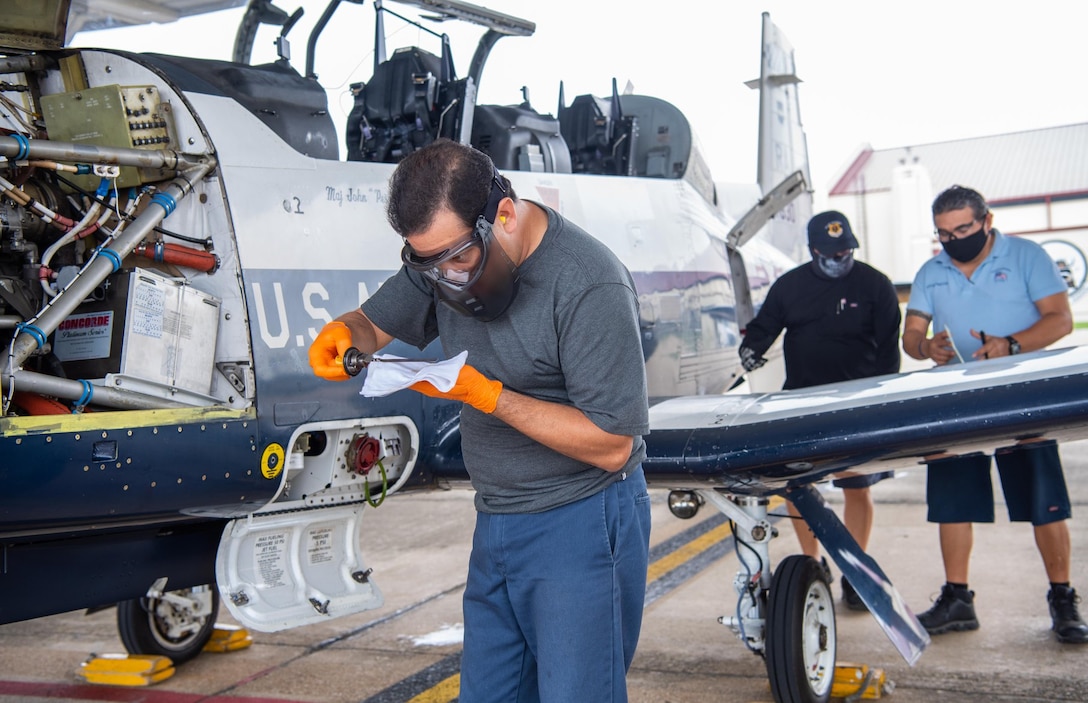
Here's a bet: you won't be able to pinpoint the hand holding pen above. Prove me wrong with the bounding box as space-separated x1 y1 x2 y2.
971 329 1011 360
921 327 958 365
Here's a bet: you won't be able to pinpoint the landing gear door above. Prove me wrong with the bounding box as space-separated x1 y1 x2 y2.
215 504 383 632
725 170 807 251
728 246 755 337
726 170 806 331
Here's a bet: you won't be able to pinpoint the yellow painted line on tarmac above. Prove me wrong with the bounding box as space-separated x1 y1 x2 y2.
407 673 461 702
646 521 733 582
401 494 786 702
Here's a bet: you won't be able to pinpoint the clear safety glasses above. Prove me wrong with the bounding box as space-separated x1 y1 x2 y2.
401 221 489 287
400 164 507 292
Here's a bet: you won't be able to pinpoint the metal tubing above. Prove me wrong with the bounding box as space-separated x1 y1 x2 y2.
0 135 207 171
0 55 54 74
10 369 187 410
6 161 216 370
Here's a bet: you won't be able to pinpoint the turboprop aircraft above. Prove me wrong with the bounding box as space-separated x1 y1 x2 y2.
5 3 1088 703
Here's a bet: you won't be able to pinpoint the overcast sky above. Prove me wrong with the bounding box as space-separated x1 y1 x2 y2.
73 0 1088 208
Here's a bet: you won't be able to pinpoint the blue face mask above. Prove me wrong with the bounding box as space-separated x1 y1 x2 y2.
812 250 855 279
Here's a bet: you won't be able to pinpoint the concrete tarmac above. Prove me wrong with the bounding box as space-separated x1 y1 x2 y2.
3 440 1088 702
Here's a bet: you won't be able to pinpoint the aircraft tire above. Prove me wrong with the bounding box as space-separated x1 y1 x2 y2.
765 554 836 703
116 584 220 664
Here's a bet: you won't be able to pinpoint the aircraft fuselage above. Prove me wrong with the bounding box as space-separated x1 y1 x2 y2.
0 40 792 627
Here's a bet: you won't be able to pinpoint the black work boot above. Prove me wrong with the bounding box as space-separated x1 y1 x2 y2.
1048 585 1088 644
917 584 979 634
841 576 868 612
818 556 832 584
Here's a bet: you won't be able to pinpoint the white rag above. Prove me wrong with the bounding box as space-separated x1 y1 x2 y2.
359 350 468 398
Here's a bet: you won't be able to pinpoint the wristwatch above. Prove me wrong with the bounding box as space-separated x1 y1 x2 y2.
1006 335 1021 355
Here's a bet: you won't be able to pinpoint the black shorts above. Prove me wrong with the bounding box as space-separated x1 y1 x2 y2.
926 441 1071 525
832 470 895 489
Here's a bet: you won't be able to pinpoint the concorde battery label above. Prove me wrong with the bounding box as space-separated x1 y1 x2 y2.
54 311 114 361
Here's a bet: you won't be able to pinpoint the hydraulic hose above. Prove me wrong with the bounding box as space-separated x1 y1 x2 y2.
133 241 219 272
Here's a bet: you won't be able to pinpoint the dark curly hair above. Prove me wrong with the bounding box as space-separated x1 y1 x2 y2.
386 139 516 237
932 185 989 220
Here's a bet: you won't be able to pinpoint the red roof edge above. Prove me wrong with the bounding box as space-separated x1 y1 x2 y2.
828 147 874 196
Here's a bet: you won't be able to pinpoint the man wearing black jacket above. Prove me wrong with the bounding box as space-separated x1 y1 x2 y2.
739 210 901 610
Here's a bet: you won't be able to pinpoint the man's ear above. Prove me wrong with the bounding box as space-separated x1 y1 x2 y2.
495 197 515 229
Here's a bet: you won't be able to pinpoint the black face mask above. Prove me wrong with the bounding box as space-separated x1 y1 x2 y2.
941 227 989 263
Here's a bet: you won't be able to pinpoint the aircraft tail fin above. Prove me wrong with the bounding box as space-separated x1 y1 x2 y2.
746 12 813 262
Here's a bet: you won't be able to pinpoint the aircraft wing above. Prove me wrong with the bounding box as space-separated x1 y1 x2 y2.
643 344 1088 493
645 344 1088 668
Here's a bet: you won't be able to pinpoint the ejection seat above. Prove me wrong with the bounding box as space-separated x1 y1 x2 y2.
557 81 637 177
346 47 446 163
557 86 715 203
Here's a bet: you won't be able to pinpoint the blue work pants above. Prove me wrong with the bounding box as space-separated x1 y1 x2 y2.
459 467 651 703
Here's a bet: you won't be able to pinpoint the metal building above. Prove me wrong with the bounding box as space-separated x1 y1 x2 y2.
825 122 1088 321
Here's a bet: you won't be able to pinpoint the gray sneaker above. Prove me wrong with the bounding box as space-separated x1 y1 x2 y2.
917 584 979 635
1048 585 1088 644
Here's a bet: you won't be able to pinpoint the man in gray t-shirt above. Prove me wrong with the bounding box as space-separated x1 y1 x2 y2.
310 139 651 701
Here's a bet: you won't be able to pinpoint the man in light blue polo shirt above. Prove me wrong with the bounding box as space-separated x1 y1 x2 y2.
902 185 1088 644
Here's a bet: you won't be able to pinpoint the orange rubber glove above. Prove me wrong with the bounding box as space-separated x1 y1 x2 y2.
410 364 503 414
309 321 354 381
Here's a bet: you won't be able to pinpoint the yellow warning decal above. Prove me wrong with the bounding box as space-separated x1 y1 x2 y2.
261 443 285 480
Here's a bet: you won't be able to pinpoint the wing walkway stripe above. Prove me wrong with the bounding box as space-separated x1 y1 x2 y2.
360 498 786 703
